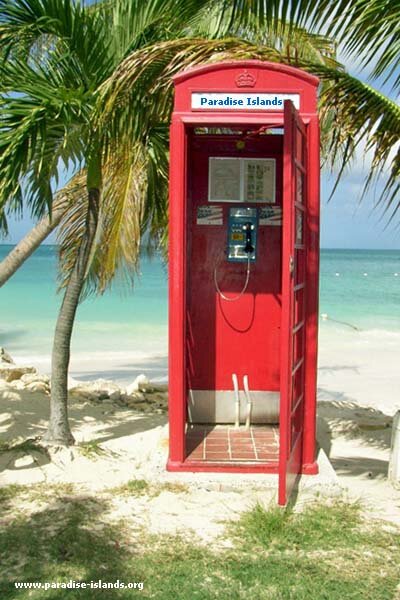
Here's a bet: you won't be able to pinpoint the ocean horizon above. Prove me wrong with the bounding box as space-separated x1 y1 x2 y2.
1 245 399 385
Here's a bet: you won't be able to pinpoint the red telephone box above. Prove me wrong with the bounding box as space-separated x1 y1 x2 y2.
167 61 320 505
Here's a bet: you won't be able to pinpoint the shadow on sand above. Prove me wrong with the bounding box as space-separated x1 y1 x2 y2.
317 387 393 482
0 385 167 477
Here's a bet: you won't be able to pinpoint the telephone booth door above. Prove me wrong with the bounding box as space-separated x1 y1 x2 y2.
279 100 308 505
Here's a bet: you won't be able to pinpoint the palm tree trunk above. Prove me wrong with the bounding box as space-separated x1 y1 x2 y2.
0 197 66 287
44 188 100 445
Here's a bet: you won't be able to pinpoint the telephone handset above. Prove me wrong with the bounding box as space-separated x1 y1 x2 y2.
244 222 255 255
214 207 258 301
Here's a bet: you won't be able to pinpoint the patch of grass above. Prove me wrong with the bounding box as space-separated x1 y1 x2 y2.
132 530 400 600
112 479 189 498
0 483 77 508
155 481 189 495
233 499 365 552
27 483 77 503
77 441 107 460
50 482 76 496
0 484 24 505
113 479 150 496
77 441 120 460
0 494 399 599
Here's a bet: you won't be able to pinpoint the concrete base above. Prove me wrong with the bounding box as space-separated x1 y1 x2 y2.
298 448 342 497
163 446 341 500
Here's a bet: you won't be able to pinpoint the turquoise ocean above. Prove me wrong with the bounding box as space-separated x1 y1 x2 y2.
0 245 399 383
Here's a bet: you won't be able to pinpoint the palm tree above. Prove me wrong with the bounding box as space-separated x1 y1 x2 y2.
0 0 205 444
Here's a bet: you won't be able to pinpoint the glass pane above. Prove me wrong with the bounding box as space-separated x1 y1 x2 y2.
296 128 303 163
296 209 303 244
292 323 304 366
293 284 304 326
296 169 304 204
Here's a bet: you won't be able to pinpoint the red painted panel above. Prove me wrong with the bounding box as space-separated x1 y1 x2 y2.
168 121 187 463
302 116 320 473
186 134 283 392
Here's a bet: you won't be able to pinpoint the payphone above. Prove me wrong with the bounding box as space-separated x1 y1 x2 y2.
167 60 321 506
214 206 258 302
227 207 258 262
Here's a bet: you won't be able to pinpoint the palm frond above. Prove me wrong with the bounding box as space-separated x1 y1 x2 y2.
311 63 400 218
98 34 336 158
57 120 171 297
0 0 113 83
141 123 169 246
98 37 282 138
0 52 90 218
0 0 77 58
336 0 400 89
93 143 146 293
304 0 400 90
223 0 400 90
56 170 88 292
101 0 214 58
57 146 144 297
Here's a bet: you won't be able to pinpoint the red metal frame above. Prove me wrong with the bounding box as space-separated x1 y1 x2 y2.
302 115 320 475
167 61 320 503
168 119 187 465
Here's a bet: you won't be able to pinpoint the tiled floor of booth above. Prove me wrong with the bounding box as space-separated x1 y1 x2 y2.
185 424 279 463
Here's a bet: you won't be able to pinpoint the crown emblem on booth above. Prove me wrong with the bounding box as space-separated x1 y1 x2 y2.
235 70 257 87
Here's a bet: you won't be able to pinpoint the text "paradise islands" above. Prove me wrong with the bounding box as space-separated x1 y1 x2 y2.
200 96 283 107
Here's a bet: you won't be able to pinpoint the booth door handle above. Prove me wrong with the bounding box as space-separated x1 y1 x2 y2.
289 256 295 275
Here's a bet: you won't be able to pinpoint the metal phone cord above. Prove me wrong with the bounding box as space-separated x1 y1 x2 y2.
214 255 251 302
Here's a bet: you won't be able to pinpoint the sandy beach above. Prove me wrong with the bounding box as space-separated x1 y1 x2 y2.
1 321 400 537
15 349 168 387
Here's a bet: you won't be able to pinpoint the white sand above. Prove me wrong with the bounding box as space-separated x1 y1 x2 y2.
318 325 400 416
1 325 400 541
10 350 168 386
316 326 400 525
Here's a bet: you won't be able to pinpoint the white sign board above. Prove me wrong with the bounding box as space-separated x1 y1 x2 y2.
192 93 300 110
208 158 241 202
244 159 275 204
208 158 276 204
